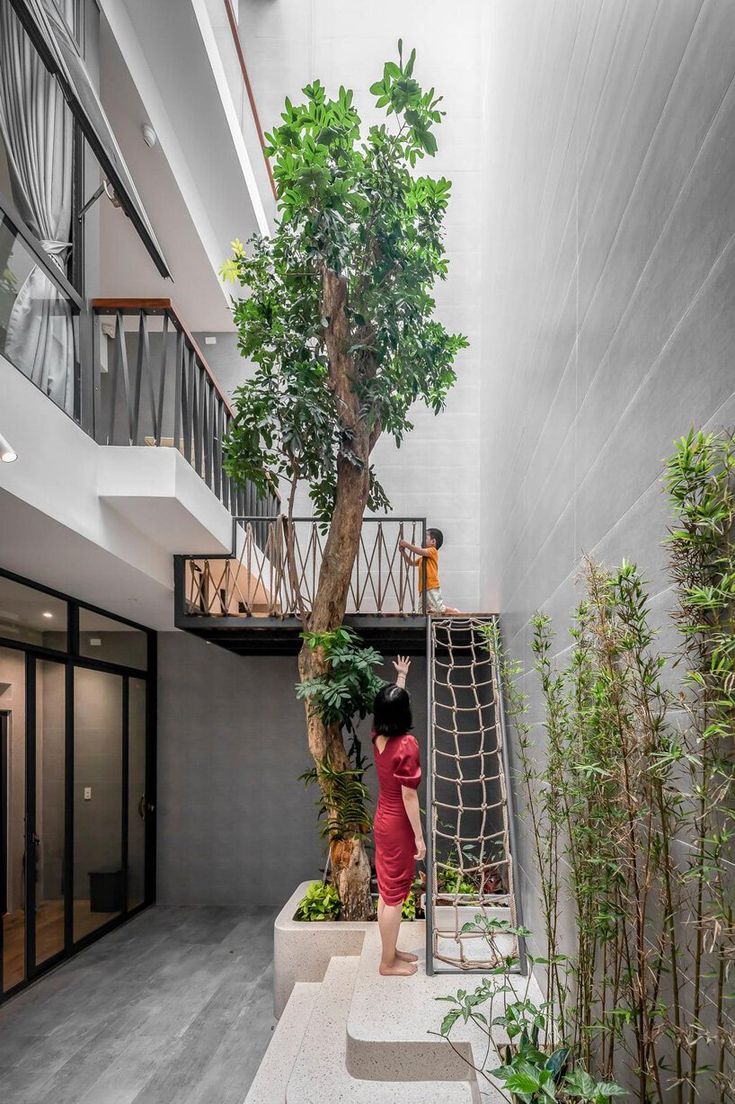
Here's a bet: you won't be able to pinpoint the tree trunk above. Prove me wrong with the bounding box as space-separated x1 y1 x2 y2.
297 452 374 918
297 267 375 920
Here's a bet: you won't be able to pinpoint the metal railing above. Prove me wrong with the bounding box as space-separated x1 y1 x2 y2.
90 299 278 518
181 516 428 619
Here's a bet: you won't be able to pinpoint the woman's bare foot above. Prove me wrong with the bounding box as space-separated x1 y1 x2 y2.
395 949 418 963
379 958 418 976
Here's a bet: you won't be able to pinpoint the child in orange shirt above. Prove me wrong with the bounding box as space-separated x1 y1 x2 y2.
399 528 460 615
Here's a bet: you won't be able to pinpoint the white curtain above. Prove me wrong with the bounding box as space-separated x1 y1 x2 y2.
0 0 76 414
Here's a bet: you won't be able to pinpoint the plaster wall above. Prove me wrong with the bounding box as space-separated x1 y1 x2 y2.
156 630 428 907
479 0 735 945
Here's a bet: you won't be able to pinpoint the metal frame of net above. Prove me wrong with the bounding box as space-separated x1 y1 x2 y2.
425 615 521 974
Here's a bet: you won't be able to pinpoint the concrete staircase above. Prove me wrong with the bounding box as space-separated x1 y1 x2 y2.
246 916 540 1103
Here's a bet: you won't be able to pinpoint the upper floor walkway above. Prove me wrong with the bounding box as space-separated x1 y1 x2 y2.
175 516 431 654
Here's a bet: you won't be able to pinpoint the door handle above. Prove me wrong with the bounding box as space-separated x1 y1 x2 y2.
137 795 155 819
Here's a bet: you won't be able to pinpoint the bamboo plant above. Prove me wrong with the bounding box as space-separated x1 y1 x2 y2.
483 429 734 1103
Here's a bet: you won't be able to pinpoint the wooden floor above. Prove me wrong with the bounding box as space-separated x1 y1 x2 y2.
0 904 276 1104
3 900 121 990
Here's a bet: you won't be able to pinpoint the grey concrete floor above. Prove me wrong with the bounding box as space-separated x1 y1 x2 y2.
0 905 277 1104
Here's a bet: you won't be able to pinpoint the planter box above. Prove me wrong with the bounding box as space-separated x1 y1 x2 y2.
274 882 375 1017
274 882 512 1017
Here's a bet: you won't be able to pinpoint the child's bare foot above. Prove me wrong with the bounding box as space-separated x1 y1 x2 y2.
379 958 418 976
395 949 418 963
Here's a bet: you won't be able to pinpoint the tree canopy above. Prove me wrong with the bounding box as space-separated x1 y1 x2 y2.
222 41 468 517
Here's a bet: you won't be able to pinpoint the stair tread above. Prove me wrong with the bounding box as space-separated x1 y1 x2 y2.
245 982 321 1104
287 956 475 1103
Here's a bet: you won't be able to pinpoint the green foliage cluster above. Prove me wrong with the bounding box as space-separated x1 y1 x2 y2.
295 880 341 922
221 42 467 517
485 428 735 1103
435 917 623 1103
298 627 384 843
297 626 385 756
300 755 372 843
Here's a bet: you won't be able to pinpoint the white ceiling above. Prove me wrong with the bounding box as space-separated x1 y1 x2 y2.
96 17 235 331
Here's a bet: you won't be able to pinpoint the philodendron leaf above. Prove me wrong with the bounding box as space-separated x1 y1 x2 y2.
545 1046 570 1080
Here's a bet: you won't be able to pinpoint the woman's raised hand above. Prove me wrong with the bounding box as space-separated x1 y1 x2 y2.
393 655 411 688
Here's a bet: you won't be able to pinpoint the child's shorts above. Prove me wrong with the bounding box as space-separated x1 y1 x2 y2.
426 587 447 614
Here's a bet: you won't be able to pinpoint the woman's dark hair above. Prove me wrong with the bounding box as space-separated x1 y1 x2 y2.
373 684 413 737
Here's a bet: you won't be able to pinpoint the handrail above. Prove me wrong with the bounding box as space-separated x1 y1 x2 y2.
90 300 280 518
222 0 278 201
90 298 234 416
179 516 428 619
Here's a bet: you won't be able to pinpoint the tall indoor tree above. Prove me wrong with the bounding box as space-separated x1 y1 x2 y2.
222 44 467 918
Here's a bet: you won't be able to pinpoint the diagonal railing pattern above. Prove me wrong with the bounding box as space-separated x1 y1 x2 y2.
182 517 427 619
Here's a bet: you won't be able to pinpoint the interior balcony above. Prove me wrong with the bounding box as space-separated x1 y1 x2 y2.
174 516 432 655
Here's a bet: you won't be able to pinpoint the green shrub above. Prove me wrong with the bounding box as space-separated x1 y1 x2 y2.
295 880 341 921
401 892 417 920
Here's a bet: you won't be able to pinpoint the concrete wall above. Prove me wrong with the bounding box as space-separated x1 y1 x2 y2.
480 0 735 945
156 631 428 907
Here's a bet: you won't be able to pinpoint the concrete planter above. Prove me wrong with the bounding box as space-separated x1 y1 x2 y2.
274 881 375 1017
274 881 511 1017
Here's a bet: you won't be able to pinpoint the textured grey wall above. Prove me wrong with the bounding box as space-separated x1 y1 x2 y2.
157 632 428 908
480 0 735 944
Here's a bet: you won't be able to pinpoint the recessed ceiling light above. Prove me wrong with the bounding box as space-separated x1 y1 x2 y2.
42 611 54 619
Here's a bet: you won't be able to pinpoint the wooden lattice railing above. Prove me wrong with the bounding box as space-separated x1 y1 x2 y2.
182 517 428 619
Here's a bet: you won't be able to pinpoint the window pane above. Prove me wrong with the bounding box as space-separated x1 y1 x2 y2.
0 576 67 650
0 645 26 992
35 659 66 966
128 679 146 910
0 215 79 418
78 610 147 670
73 668 122 940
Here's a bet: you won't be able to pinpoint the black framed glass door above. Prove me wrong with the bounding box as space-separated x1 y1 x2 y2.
0 646 27 994
31 656 67 971
0 570 156 1001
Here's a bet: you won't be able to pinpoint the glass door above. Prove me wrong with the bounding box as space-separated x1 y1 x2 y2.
33 658 67 969
0 646 27 995
73 668 123 942
127 678 147 911
0 569 156 1005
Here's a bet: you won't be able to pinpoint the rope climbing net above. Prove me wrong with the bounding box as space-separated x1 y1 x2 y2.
427 615 518 972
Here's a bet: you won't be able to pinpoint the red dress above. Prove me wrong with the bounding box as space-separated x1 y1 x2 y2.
372 732 422 906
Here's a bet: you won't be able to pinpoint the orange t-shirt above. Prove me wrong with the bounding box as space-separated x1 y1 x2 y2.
419 547 440 592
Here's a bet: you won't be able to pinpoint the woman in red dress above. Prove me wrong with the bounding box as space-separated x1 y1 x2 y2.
372 656 425 976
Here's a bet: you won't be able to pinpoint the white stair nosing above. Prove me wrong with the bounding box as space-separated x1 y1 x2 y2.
245 981 321 1104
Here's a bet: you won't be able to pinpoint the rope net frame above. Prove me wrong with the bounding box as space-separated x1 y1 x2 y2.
427 615 518 972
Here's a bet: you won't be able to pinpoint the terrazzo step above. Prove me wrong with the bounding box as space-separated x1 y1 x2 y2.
347 922 534 1100
244 981 321 1104
286 956 477 1103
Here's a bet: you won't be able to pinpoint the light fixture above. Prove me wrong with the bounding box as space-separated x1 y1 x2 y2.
142 123 157 149
42 611 54 619
0 431 17 463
